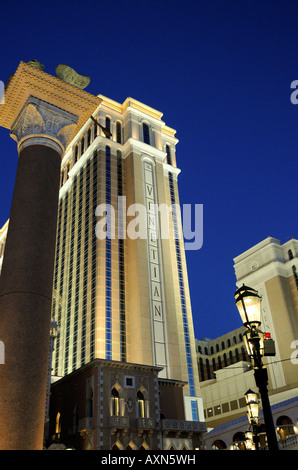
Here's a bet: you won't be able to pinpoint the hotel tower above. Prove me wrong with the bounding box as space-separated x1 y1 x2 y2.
0 94 202 422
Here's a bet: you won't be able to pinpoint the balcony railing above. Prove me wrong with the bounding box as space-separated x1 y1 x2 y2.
110 415 129 428
278 435 298 449
137 417 155 430
161 419 206 433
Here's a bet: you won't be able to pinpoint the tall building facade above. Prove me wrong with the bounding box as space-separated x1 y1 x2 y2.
49 94 202 421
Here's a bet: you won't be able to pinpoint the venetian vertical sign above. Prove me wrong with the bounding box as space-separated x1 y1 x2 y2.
143 159 168 378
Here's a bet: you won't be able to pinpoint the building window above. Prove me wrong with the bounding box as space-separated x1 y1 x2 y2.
288 249 294 260
116 121 122 144
191 400 199 420
105 146 112 359
94 122 97 140
81 135 85 155
125 376 135 388
87 127 91 147
137 390 145 418
117 150 126 361
206 359 211 380
241 346 246 361
199 358 205 381
229 350 233 364
55 412 61 438
168 172 196 401
292 265 298 289
235 348 239 362
111 387 120 416
166 144 172 165
143 123 150 145
105 117 111 139
74 144 78 163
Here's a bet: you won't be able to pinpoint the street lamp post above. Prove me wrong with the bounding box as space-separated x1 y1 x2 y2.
234 285 279 451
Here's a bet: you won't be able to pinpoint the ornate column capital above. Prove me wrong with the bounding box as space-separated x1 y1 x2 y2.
10 97 78 157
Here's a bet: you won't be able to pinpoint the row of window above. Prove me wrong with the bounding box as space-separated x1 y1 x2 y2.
197 333 244 355
205 396 247 419
60 117 174 187
168 172 196 405
53 153 98 375
111 387 148 418
198 347 248 381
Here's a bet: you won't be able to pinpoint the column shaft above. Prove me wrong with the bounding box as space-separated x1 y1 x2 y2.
0 144 61 449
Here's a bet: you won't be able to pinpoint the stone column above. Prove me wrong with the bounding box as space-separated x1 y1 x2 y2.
0 97 77 450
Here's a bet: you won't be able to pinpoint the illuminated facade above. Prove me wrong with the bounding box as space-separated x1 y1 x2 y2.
49 95 203 421
233 236 298 394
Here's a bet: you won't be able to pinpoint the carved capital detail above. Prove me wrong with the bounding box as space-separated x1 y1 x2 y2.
10 97 78 157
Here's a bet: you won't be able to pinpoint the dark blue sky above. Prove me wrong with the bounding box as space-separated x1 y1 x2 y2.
0 0 297 339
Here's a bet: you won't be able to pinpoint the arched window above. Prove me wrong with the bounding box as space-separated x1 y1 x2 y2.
199 357 205 381
94 122 98 140
206 359 211 379
223 353 228 367
143 123 150 145
241 346 246 361
55 412 61 438
81 135 85 155
233 336 237 344
137 390 145 418
221 341 225 350
276 415 295 439
233 432 246 450
288 249 294 260
211 439 227 450
235 348 239 362
112 440 123 450
126 441 137 450
229 350 234 364
111 387 120 416
116 121 122 144
227 339 231 347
